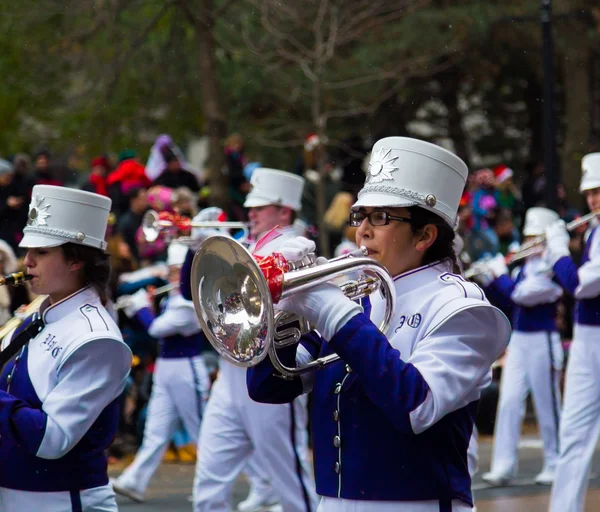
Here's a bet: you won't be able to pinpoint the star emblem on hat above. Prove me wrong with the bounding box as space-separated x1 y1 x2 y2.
28 194 51 226
367 148 398 184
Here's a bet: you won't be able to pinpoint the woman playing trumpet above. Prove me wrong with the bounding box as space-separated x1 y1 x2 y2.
0 185 132 512
247 137 511 512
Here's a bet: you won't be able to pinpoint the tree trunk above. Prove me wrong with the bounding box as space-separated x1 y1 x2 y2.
190 0 229 209
559 20 591 207
439 69 471 168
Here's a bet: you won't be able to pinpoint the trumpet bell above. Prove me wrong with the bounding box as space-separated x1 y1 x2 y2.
142 210 160 242
191 235 275 367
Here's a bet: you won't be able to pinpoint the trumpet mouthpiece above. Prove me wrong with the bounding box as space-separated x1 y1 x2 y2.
0 272 33 286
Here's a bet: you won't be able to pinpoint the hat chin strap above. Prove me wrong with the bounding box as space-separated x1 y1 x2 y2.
23 225 107 250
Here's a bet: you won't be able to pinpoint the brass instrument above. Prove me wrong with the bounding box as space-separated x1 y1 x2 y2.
190 236 395 379
0 272 33 286
465 210 600 280
114 283 179 311
0 295 47 344
141 210 249 243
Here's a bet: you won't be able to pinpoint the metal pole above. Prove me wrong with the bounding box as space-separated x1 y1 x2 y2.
541 0 558 210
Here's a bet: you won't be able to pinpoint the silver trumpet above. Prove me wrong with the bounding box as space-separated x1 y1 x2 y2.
114 282 179 310
141 209 249 243
190 236 396 379
464 210 600 280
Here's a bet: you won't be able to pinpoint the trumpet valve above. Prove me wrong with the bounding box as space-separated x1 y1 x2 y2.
340 276 379 300
286 253 316 271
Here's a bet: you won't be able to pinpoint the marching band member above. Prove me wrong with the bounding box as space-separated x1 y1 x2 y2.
247 137 511 512
547 153 600 511
112 240 210 503
188 169 319 512
471 207 563 486
0 185 132 511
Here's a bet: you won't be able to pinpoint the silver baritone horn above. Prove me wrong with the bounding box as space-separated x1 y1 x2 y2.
190 236 396 379
141 209 249 243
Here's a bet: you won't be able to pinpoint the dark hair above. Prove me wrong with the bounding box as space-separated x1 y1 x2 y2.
61 243 111 304
127 186 146 202
406 206 461 274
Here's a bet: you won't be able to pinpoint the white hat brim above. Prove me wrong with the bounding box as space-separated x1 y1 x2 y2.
352 191 417 210
19 233 66 249
244 195 275 208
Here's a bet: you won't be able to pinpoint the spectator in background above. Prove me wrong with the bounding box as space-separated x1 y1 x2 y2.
0 239 29 326
107 150 152 214
494 208 520 256
32 148 63 187
117 187 149 263
223 133 249 221
152 149 200 193
172 187 197 218
337 134 367 196
522 159 546 209
6 154 33 248
145 134 193 182
472 168 498 232
556 183 582 224
494 164 525 229
0 160 25 252
82 156 112 196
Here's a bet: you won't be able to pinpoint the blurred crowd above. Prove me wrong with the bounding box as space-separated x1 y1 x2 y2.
0 133 588 460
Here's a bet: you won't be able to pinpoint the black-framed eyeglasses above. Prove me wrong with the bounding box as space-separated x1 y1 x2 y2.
349 210 412 227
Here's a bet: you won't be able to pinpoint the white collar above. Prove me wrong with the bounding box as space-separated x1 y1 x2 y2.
41 286 99 324
391 261 451 296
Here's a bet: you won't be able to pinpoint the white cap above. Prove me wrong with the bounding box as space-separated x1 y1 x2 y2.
167 241 188 267
20 185 111 250
523 207 559 236
352 137 468 227
244 168 305 212
580 153 600 192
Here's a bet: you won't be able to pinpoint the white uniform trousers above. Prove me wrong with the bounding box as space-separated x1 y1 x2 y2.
117 355 210 495
193 366 318 512
550 325 600 512
467 427 479 477
0 484 116 512
489 331 562 476
318 497 472 511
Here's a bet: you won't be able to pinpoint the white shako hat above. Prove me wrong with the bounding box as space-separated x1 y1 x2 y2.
580 153 600 192
523 207 559 237
244 168 305 212
352 137 468 227
19 185 111 250
167 241 188 267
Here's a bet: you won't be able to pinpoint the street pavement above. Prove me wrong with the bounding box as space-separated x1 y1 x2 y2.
110 435 600 511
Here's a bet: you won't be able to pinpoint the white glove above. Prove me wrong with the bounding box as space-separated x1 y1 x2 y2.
544 219 570 266
122 288 152 319
279 282 362 341
468 261 495 287
276 237 316 263
191 207 229 241
487 252 508 278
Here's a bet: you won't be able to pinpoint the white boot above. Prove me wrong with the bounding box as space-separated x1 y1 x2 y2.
237 486 279 512
110 478 145 503
481 471 513 486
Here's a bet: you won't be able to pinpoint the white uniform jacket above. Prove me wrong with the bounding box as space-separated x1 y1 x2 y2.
248 261 511 508
0 286 132 493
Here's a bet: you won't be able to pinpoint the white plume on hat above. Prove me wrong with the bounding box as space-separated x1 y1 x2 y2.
523 207 560 237
580 153 600 193
244 168 305 212
353 137 468 227
19 185 112 250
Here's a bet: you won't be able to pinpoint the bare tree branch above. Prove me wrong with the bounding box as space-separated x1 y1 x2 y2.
104 1 175 98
